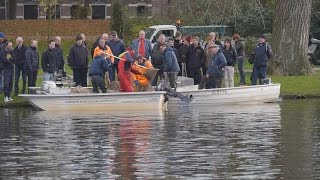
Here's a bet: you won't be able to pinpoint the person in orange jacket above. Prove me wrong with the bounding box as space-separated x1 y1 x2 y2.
131 55 154 92
118 46 140 92
93 38 114 63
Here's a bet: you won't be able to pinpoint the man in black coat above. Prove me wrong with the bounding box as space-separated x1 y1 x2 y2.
13 36 27 95
0 42 15 102
54 36 65 74
25 40 39 90
187 36 205 85
68 34 89 87
42 40 58 81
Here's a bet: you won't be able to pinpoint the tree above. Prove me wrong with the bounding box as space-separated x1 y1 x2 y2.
38 0 59 40
269 0 312 75
111 0 124 38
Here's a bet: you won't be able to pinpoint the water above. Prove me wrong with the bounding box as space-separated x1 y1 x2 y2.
0 100 320 179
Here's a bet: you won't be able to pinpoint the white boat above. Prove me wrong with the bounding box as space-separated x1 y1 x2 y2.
170 83 281 105
20 91 168 111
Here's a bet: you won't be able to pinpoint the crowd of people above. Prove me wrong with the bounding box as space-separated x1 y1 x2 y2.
0 29 273 103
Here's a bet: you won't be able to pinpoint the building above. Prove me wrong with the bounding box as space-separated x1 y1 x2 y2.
0 0 171 20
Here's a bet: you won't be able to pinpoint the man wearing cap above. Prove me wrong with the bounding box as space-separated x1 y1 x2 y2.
107 31 125 82
160 43 180 89
68 34 89 87
0 32 8 93
89 53 112 93
199 44 227 89
251 34 273 85
233 34 246 85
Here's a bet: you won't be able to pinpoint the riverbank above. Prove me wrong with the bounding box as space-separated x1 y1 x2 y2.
1 71 320 108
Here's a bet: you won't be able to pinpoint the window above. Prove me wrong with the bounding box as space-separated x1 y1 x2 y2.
24 5 38 19
160 30 174 38
46 5 60 19
0 0 5 7
0 9 5 19
137 5 145 16
92 5 105 19
71 5 78 18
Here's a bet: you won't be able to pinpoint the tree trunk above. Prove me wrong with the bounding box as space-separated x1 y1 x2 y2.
269 0 312 75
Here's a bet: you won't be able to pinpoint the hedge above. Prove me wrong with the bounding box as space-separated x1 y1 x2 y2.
0 20 110 40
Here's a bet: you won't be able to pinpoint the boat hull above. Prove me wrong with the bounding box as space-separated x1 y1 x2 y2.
20 92 167 111
170 84 281 105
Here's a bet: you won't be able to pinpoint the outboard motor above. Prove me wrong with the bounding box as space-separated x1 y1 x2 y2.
156 80 193 103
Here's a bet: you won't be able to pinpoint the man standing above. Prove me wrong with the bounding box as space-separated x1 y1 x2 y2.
42 40 58 81
107 31 125 81
0 42 15 102
132 30 152 60
54 36 65 74
151 34 166 86
178 37 191 77
91 33 108 58
25 40 39 90
233 34 246 85
13 36 27 95
160 43 180 88
199 44 227 89
89 53 112 93
118 47 137 92
222 38 237 88
0 32 8 93
68 34 89 87
187 36 205 85
251 34 273 85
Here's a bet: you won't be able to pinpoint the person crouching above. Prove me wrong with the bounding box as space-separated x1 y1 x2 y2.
132 55 154 92
0 42 15 102
88 53 112 93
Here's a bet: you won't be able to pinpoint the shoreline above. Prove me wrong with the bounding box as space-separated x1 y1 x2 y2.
0 94 317 109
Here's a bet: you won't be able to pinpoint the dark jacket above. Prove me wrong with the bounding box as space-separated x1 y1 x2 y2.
68 44 89 69
0 40 8 50
163 47 180 72
13 45 27 65
178 44 189 63
253 42 273 67
89 55 111 77
25 47 39 71
207 52 227 77
107 39 125 62
55 44 64 71
0 49 15 69
174 39 182 50
187 44 205 69
151 42 166 67
42 48 58 73
234 40 245 57
169 45 179 60
223 46 237 66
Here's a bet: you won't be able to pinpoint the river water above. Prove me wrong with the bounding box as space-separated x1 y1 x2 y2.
0 100 319 179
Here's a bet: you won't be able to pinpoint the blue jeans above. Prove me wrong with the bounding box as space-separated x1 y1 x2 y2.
0 68 2 92
251 65 267 85
3 67 14 98
237 57 245 84
43 72 55 81
15 64 27 94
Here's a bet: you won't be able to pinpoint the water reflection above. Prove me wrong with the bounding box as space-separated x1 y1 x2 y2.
0 100 319 179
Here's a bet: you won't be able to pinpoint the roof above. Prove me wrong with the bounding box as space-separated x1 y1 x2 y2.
148 25 228 29
148 25 177 29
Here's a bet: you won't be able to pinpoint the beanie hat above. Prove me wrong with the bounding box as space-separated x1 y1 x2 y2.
233 34 240 40
0 32 4 38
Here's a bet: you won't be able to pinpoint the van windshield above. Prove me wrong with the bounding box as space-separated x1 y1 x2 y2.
145 28 156 39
